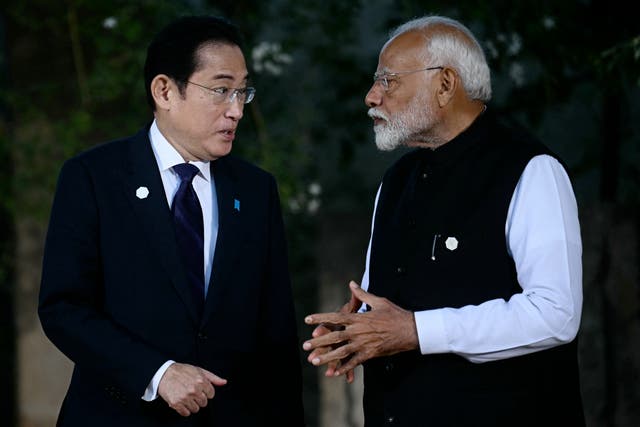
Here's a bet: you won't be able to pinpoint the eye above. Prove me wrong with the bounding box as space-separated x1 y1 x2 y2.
384 77 398 89
212 87 229 95
373 73 396 90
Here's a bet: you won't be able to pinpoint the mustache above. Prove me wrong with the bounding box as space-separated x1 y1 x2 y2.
368 108 389 121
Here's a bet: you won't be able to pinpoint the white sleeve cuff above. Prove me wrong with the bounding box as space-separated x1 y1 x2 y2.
141 360 175 401
415 309 449 355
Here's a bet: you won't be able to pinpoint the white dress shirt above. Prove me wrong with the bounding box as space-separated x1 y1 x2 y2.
142 119 219 400
360 154 583 363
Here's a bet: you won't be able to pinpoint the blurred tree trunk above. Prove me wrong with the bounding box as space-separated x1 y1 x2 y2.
316 212 368 427
579 86 640 427
13 121 73 427
581 203 640 427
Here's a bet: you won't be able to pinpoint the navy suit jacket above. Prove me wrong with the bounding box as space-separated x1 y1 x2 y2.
39 125 305 426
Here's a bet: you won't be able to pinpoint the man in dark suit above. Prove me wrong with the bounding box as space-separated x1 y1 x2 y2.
38 15 305 426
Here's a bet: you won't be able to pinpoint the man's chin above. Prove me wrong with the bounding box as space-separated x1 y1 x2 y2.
373 126 401 151
375 139 400 151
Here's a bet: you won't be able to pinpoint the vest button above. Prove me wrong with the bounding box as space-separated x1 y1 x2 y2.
386 415 395 424
197 332 208 340
421 172 428 179
395 267 405 275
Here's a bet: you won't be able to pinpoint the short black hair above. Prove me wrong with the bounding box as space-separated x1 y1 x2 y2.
143 15 244 111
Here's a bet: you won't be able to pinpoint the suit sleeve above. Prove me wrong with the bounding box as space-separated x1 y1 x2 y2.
259 174 305 424
38 157 167 399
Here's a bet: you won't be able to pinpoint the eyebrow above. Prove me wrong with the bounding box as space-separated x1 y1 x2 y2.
374 67 392 76
210 72 250 82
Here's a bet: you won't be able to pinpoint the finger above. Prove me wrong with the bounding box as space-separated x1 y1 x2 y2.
306 344 338 365
171 403 190 417
340 286 362 313
203 370 227 386
305 312 351 327
303 329 348 351
311 324 332 337
348 282 381 307
347 294 363 313
335 353 364 376
307 346 329 363
186 399 200 414
346 369 355 384
194 392 208 407
311 343 354 366
324 360 339 377
199 391 210 406
202 382 215 399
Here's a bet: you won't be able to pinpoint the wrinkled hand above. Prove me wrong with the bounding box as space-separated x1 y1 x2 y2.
305 281 363 383
158 362 227 417
303 281 418 377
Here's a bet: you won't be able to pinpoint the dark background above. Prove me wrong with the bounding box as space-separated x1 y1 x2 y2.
1 1 638 426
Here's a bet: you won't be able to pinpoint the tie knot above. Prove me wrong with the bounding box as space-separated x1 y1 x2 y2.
173 163 199 183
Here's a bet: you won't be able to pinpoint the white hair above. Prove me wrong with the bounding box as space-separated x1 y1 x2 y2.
387 15 492 102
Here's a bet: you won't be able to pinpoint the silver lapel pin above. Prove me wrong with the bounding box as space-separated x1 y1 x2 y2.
431 235 459 260
136 186 149 199
445 237 458 251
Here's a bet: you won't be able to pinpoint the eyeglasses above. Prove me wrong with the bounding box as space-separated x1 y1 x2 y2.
373 66 443 91
187 81 256 104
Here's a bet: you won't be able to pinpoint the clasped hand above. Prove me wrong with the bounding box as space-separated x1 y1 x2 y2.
158 362 227 417
302 281 418 383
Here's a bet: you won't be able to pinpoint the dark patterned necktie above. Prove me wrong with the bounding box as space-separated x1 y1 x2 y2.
171 163 204 312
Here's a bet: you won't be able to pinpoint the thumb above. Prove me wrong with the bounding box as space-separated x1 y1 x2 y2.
349 281 377 307
346 281 364 312
204 369 228 386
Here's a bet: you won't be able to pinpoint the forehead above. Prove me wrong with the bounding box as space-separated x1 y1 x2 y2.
193 43 247 79
378 30 427 72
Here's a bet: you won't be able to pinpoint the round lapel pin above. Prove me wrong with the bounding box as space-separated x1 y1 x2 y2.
445 237 458 251
136 186 149 199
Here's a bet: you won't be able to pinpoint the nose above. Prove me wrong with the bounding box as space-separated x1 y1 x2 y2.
225 99 244 121
365 83 382 108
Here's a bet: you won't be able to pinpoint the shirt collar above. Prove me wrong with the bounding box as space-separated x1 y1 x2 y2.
149 119 211 182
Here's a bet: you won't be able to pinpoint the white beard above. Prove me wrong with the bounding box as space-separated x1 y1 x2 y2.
371 113 408 151
368 91 435 151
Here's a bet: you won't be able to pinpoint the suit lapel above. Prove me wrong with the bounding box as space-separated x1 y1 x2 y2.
122 126 200 325
202 157 243 324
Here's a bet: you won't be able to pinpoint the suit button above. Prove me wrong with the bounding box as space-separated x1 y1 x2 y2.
385 362 394 373
421 166 432 180
396 267 405 275
386 415 395 424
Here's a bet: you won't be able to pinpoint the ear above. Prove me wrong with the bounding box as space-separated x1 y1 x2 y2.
436 67 458 107
150 74 175 110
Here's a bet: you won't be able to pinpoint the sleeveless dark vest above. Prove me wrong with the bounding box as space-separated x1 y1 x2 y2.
364 111 584 426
